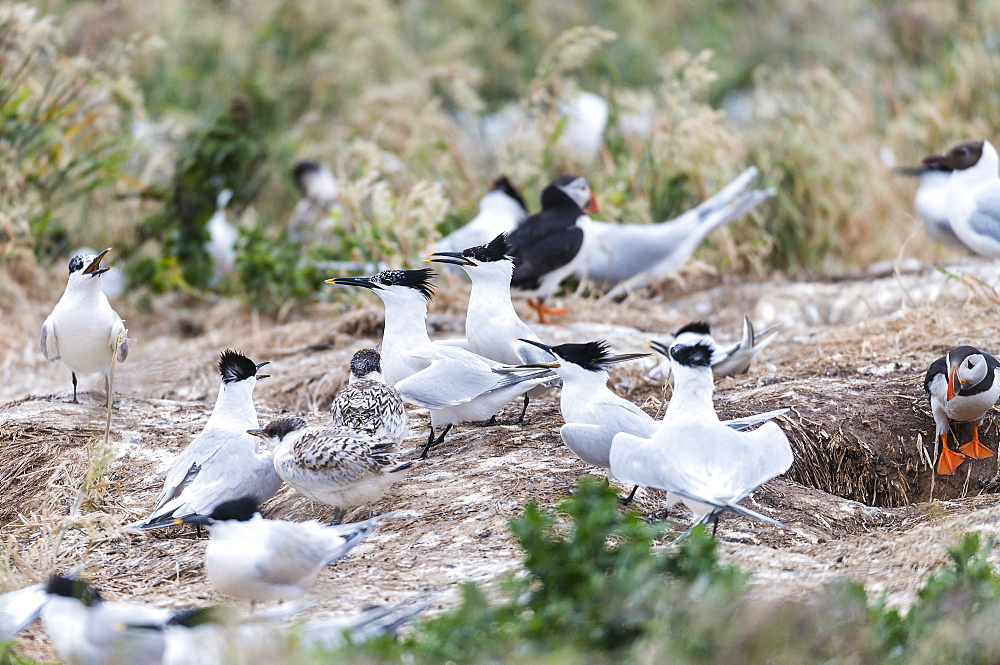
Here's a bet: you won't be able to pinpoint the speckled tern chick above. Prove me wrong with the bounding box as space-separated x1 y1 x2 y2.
249 416 412 520
331 348 409 445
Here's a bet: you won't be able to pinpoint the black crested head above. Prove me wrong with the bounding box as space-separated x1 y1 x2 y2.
550 340 614 371
68 255 86 275
262 416 307 440
674 321 711 337
350 348 382 377
209 497 259 522
218 349 259 384
669 341 714 368
292 160 321 192
374 268 436 301
491 176 528 212
462 233 512 264
46 575 103 606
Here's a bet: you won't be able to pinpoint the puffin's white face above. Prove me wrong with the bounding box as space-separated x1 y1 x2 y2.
557 177 596 212
956 354 989 389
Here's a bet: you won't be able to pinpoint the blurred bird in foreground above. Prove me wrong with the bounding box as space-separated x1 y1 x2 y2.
177 497 377 603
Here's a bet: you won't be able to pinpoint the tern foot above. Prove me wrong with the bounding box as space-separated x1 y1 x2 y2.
527 299 568 325
618 486 639 505
936 436 967 476
328 508 346 526
474 416 498 427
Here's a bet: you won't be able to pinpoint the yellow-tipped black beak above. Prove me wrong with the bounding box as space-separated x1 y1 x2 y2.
502 361 561 370
83 248 112 276
648 340 670 358
425 252 476 267
325 276 381 290
247 428 266 438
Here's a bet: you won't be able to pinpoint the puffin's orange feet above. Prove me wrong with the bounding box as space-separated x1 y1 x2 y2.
527 299 569 325
937 435 968 476
958 426 995 460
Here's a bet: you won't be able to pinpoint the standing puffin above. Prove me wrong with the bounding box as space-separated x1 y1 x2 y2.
506 175 598 323
924 345 1000 475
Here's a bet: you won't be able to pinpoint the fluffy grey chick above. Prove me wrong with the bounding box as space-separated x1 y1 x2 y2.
249 417 412 521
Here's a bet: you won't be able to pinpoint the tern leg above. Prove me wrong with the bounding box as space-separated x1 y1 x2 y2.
329 508 346 526
711 515 720 538
618 485 639 505
527 299 568 325
936 433 967 476
71 372 79 404
516 394 529 425
418 424 453 459
958 424 994 460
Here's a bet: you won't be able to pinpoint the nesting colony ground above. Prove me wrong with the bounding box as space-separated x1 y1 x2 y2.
4 256 1000 661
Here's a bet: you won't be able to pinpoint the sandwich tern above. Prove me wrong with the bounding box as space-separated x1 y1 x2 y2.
924 345 1000 475
40 575 175 665
609 327 793 534
327 268 552 458
512 337 787 503
177 497 377 603
205 188 236 278
427 232 561 422
134 349 282 530
41 249 129 404
579 168 774 296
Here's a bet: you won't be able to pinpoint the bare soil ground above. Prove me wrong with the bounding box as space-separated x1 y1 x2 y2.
4 255 1000 661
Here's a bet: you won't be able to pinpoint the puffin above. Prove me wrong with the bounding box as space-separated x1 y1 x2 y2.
924 345 1000 475
506 175 598 323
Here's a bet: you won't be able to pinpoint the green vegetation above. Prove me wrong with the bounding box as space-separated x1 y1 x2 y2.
5 1 1000 311
4 479 1000 663
333 480 1000 665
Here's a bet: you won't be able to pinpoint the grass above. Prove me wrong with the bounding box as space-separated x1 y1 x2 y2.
6 0 999 313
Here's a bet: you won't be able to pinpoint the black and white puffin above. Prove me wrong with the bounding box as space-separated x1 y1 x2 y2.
924 345 1000 475
505 175 598 323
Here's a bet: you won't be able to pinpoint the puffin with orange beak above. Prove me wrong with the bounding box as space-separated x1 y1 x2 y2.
924 345 1000 475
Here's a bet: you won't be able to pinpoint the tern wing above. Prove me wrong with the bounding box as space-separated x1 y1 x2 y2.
394 353 502 409
40 317 60 361
721 408 789 431
0 584 47 641
301 594 432 650
560 424 615 468
141 430 280 528
967 186 1000 243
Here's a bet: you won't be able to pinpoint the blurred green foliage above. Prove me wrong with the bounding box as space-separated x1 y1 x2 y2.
10 0 1000 305
336 479 1000 665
